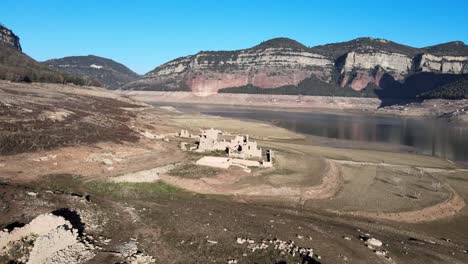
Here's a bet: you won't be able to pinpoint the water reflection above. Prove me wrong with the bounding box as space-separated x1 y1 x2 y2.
201 109 468 163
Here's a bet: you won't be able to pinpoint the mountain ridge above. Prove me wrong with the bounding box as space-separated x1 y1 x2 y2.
124 37 468 99
44 55 141 89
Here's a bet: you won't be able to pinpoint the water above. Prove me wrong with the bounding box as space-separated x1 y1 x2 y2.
151 103 468 163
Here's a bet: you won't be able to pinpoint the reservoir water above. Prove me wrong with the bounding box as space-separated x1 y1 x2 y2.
151 103 468 163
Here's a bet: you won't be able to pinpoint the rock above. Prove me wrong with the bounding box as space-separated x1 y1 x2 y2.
343 236 351 240
236 237 246 244
366 238 383 247
0 24 22 51
0 213 94 263
207 240 218 244
32 154 57 162
140 131 156 139
116 241 155 263
26 192 38 196
375 250 387 256
102 159 113 165
38 110 72 122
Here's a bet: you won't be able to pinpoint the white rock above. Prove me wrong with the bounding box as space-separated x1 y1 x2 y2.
375 250 387 256
0 213 94 263
236 237 246 244
102 159 113 165
366 238 383 247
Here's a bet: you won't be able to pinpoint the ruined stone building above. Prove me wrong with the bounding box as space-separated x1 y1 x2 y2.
181 129 272 167
195 129 262 158
179 129 198 138
227 135 262 159
262 149 273 168
201 128 222 140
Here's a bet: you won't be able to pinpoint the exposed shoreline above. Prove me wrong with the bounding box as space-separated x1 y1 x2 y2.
119 91 468 122
2 82 468 262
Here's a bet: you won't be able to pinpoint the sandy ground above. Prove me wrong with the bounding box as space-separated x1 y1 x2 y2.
1 81 468 263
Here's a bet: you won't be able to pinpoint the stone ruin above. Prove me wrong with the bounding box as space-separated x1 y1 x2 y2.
178 128 273 170
197 131 262 159
263 149 273 168
178 129 197 139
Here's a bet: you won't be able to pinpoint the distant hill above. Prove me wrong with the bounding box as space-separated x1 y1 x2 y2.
44 55 140 89
0 43 100 86
0 24 100 86
124 37 468 100
309 37 420 59
422 41 468 56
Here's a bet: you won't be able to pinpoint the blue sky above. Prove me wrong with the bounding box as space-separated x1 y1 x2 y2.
2 0 467 74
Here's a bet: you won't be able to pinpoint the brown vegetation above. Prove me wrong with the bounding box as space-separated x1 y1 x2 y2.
0 81 139 155
0 43 100 86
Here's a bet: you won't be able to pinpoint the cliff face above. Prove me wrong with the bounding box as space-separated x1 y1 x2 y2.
339 51 468 91
43 55 140 89
417 54 468 74
124 37 468 98
338 51 413 90
0 24 21 51
127 38 334 95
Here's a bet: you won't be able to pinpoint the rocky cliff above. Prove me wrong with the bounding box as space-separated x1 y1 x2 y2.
0 24 21 51
125 37 468 99
43 55 140 89
126 38 334 95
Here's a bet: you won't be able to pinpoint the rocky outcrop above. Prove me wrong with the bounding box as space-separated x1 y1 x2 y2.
338 51 413 90
416 53 468 74
43 55 140 89
124 37 468 99
125 38 334 96
0 24 21 51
